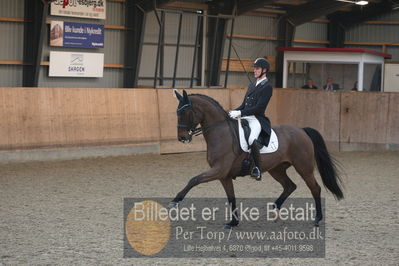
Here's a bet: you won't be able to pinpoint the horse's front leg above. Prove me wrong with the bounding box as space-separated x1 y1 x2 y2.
169 167 226 207
220 177 239 229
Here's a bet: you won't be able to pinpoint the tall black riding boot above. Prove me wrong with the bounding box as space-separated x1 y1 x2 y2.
250 139 262 181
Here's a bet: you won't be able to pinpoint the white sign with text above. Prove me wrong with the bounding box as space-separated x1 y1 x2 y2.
51 0 106 20
49 51 104 77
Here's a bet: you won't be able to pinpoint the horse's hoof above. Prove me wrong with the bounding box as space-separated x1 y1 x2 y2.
224 224 232 230
313 220 321 227
168 201 179 208
224 220 239 229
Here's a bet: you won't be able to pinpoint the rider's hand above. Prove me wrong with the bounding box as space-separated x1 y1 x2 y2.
229 110 241 119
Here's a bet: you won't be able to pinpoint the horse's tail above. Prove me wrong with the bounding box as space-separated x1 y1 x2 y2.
303 127 344 200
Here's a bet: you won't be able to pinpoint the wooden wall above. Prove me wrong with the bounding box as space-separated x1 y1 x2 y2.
0 87 397 154
273 89 341 151
340 91 399 151
387 93 399 147
0 88 159 150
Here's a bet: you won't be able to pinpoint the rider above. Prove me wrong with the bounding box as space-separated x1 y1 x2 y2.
228 57 273 181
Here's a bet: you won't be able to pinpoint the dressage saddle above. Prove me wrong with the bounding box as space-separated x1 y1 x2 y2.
241 119 271 147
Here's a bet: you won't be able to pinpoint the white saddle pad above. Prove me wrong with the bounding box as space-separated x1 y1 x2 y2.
237 118 279 153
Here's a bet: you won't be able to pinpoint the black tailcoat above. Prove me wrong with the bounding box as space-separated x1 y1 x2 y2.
235 79 273 140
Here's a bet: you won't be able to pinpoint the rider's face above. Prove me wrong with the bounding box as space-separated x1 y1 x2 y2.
253 67 263 78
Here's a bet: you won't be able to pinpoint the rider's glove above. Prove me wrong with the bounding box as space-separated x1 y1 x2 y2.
229 110 241 119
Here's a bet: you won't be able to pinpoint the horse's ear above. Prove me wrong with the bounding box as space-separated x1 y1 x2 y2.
173 89 183 101
182 89 189 103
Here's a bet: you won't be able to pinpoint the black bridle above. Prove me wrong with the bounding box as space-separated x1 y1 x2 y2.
176 103 196 135
177 103 227 137
176 93 240 155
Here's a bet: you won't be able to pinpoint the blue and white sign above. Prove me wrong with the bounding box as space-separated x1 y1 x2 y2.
49 51 104 77
50 21 104 48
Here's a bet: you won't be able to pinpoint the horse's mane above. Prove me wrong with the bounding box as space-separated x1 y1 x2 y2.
189 93 229 117
188 93 240 154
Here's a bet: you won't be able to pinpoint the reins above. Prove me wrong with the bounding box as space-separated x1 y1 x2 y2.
188 118 228 137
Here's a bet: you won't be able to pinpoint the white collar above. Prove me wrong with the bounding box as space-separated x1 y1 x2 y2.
256 77 267 86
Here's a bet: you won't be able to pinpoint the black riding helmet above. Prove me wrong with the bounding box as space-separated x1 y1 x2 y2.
253 57 270 73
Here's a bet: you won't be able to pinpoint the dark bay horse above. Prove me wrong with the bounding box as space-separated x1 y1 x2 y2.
171 90 343 228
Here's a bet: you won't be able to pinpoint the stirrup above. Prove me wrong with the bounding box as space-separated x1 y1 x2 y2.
251 166 262 181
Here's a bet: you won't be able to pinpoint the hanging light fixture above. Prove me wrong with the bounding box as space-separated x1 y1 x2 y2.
336 0 369 5
355 1 369 5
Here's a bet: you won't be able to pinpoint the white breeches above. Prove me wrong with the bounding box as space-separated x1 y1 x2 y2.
241 115 261 145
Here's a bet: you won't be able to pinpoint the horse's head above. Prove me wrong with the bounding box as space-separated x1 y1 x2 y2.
174 89 201 143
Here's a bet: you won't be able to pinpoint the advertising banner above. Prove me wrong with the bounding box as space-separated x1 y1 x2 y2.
49 51 104 77
51 0 106 20
50 21 104 48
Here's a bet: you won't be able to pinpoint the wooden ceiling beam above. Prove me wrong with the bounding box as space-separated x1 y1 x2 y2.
237 0 275 15
286 0 352 26
328 0 395 28
136 0 172 12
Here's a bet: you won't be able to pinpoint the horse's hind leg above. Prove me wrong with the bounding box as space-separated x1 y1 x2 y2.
269 163 297 210
293 163 323 226
302 173 322 226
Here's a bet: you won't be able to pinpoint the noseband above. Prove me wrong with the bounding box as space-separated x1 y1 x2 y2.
176 103 200 136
